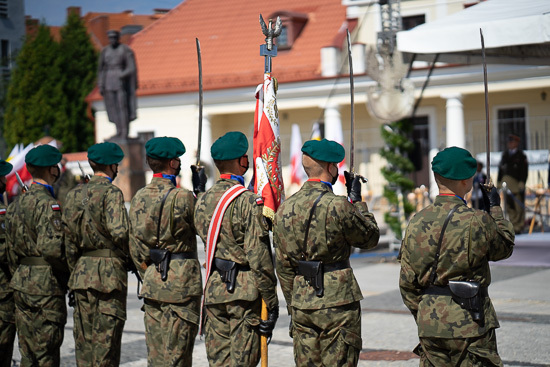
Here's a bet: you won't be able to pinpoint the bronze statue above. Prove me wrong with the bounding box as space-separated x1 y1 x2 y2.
97 30 138 140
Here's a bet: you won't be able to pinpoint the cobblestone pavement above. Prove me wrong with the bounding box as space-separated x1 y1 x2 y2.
11 240 550 367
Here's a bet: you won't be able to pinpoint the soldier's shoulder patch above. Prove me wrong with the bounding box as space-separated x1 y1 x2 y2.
0 208 6 215
255 197 264 206
51 204 61 211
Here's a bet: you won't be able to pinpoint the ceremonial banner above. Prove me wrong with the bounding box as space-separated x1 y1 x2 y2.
253 73 284 221
290 124 306 185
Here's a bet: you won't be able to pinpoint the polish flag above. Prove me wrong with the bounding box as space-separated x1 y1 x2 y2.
324 120 348 193
6 143 34 196
252 73 285 221
290 124 306 185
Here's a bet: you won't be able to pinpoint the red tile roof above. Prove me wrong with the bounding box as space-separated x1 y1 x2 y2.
89 0 349 99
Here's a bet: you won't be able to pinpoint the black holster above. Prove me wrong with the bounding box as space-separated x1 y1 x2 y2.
214 258 239 293
297 260 324 297
150 248 170 281
448 280 485 325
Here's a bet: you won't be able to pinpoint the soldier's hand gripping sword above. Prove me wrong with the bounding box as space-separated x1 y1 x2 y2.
344 29 367 201
15 172 28 193
78 161 91 183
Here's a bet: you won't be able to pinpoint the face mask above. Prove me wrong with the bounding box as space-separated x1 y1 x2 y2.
240 157 249 175
0 180 6 194
52 165 61 183
112 164 119 181
330 164 339 185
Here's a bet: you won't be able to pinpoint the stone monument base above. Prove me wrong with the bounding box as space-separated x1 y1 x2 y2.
109 137 146 202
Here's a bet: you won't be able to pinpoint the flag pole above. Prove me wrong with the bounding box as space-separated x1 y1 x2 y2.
258 14 282 367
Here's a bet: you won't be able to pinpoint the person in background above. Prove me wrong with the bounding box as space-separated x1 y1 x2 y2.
497 133 528 234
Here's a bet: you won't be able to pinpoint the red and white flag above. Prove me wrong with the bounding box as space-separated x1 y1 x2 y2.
252 73 284 221
290 124 306 186
6 143 34 196
324 119 347 193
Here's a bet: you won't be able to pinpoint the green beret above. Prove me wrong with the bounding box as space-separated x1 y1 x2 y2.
88 142 124 165
0 160 13 176
301 139 345 163
432 146 477 180
211 132 248 160
25 145 62 167
145 137 186 159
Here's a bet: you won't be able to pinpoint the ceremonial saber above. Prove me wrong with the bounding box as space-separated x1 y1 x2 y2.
480 29 491 185
15 171 28 192
196 38 203 166
346 29 355 173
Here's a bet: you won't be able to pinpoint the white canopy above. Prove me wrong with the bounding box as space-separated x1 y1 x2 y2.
397 0 550 65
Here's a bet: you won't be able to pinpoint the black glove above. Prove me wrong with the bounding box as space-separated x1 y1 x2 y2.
68 290 75 308
480 183 500 209
344 171 363 203
191 165 207 194
259 307 279 343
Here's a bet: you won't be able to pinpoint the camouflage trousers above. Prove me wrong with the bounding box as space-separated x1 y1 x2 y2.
144 297 200 367
72 288 127 367
204 298 262 367
0 293 16 367
14 291 67 367
291 301 362 367
418 328 503 366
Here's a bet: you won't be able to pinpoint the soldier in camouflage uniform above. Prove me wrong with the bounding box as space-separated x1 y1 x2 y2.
273 139 380 367
129 137 206 366
0 160 15 367
62 142 129 366
194 131 279 367
399 146 515 366
6 145 69 367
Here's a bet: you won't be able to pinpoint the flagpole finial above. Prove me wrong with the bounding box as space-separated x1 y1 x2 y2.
259 14 282 73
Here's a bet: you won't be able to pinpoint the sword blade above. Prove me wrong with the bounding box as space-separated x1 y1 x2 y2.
196 38 203 166
347 29 355 173
480 29 490 183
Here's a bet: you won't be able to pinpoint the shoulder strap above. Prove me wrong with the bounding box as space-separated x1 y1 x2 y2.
301 191 328 259
429 204 461 285
200 184 247 334
156 187 175 248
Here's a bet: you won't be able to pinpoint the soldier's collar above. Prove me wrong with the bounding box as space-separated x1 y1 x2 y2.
307 179 333 191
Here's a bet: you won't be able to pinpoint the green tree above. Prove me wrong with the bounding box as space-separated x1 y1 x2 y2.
4 24 67 149
380 119 415 239
53 11 97 152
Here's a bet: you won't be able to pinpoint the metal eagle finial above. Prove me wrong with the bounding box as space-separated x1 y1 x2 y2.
259 14 282 51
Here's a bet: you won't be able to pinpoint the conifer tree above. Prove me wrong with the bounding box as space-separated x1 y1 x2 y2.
4 24 66 148
379 119 415 239
53 11 97 152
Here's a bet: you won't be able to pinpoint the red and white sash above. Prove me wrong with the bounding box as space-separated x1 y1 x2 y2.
200 184 247 333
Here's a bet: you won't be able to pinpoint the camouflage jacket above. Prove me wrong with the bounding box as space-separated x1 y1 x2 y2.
0 201 10 296
63 175 129 293
6 184 68 296
399 195 515 338
194 178 278 311
274 180 380 310
129 177 202 303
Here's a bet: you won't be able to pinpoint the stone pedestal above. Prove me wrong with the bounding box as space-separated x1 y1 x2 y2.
110 137 146 202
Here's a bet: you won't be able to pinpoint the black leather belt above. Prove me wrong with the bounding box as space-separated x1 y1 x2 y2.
214 258 250 271
20 257 49 266
83 249 120 257
424 285 489 297
296 259 350 276
171 251 198 260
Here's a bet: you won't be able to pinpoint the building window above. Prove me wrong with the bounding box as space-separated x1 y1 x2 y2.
0 0 7 18
497 107 527 150
270 11 308 51
402 14 425 31
1 39 9 67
